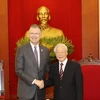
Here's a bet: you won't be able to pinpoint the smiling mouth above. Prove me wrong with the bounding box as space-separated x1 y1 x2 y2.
31 37 37 40
59 57 63 59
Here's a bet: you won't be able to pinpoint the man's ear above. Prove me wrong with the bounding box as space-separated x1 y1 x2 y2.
66 52 68 56
37 16 39 21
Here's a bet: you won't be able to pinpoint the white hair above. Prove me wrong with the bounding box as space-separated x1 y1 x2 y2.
54 43 68 53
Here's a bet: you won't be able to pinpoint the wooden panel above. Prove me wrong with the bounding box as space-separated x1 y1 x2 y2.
82 0 99 58
0 0 10 99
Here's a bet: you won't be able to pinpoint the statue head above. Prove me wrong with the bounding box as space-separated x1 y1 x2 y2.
37 6 51 25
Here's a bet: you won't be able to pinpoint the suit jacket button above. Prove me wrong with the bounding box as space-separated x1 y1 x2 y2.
60 86 62 88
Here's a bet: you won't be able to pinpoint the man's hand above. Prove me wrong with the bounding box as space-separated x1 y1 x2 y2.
34 79 44 89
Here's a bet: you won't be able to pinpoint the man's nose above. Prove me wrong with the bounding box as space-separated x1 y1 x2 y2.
58 53 62 56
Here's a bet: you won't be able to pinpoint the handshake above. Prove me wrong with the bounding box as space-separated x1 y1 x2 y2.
34 79 44 89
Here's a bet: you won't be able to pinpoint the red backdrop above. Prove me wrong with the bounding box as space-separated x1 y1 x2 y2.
8 0 82 98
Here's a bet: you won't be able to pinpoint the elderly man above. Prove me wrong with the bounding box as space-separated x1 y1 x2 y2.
45 43 83 100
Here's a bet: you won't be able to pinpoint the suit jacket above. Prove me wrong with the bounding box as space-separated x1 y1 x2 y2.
15 43 49 100
46 60 83 100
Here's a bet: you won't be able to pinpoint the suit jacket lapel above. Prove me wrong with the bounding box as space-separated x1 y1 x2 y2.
62 60 70 79
57 62 60 78
55 62 61 80
27 43 38 68
64 60 70 71
39 44 44 70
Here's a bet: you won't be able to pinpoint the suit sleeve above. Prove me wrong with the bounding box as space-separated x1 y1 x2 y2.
75 64 83 100
15 47 34 86
45 49 51 72
44 65 54 88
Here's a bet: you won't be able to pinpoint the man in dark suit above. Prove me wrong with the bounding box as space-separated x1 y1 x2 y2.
15 24 49 100
45 43 83 100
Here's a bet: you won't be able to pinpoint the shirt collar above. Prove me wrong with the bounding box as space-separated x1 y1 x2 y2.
30 42 39 48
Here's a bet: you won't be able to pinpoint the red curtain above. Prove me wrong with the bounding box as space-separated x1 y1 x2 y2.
8 0 82 97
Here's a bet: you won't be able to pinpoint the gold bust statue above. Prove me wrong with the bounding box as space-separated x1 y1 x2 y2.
25 6 64 38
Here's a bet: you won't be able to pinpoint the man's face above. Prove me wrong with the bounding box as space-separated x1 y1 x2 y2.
29 27 41 45
55 46 68 62
37 8 50 25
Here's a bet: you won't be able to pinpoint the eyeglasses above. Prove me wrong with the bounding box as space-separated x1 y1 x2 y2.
30 33 40 35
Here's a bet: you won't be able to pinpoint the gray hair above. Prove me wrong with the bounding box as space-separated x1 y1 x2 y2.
29 24 42 33
54 43 68 53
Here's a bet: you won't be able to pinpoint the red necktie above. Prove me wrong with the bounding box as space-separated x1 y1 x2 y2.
34 46 38 63
60 63 63 80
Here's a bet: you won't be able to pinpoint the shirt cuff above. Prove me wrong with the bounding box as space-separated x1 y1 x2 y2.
32 79 36 84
